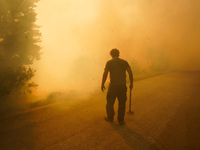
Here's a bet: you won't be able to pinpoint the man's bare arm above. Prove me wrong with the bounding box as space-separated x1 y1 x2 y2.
101 69 109 92
127 67 133 89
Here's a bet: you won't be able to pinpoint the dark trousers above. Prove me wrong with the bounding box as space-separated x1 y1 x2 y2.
106 84 127 122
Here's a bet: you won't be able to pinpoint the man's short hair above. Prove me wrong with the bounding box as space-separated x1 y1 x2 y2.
110 48 119 57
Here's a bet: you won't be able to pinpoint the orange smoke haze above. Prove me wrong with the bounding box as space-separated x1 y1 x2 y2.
34 0 200 96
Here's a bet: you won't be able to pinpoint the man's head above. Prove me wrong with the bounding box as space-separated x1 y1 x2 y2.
110 48 119 58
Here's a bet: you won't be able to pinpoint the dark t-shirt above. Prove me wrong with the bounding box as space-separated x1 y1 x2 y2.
105 58 130 85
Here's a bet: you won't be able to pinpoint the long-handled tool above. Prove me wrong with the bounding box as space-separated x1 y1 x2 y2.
128 88 134 114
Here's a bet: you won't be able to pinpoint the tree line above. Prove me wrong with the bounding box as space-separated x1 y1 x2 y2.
0 0 41 99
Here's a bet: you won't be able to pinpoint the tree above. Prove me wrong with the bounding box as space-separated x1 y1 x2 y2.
0 0 41 99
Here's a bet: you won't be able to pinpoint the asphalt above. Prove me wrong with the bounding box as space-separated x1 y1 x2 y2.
0 72 200 150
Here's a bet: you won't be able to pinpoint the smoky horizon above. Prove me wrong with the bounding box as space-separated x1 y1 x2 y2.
2 0 199 98
33 0 200 96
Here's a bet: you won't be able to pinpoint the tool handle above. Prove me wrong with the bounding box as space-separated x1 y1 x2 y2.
129 88 132 112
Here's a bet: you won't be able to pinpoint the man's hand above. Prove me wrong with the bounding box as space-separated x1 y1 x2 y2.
129 83 133 89
101 84 106 92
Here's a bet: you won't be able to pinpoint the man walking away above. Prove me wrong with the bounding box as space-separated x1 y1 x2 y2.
101 48 133 125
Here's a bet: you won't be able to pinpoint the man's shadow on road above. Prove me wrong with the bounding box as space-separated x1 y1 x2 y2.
111 123 161 150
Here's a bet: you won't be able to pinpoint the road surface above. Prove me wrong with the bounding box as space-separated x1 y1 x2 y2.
0 72 200 150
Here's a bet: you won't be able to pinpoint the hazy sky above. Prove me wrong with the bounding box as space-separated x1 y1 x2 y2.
34 0 200 96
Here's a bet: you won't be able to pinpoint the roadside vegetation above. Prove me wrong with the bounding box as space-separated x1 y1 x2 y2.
0 0 41 117
0 0 41 101
129 52 171 82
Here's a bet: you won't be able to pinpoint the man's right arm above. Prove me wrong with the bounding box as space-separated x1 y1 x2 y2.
126 67 133 89
101 69 109 92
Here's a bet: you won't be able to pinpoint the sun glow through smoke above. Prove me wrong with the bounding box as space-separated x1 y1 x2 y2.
34 0 102 96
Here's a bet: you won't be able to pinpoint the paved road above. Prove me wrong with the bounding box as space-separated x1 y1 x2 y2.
1 72 200 150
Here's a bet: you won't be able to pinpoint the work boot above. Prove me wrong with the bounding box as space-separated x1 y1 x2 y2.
104 117 113 122
118 121 125 125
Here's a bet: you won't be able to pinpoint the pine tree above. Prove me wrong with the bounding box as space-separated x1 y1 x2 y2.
0 0 41 98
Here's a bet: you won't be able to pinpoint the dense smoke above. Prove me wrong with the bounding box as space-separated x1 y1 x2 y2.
34 0 200 97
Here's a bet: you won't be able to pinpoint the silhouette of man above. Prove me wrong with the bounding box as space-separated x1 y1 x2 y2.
101 48 133 125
